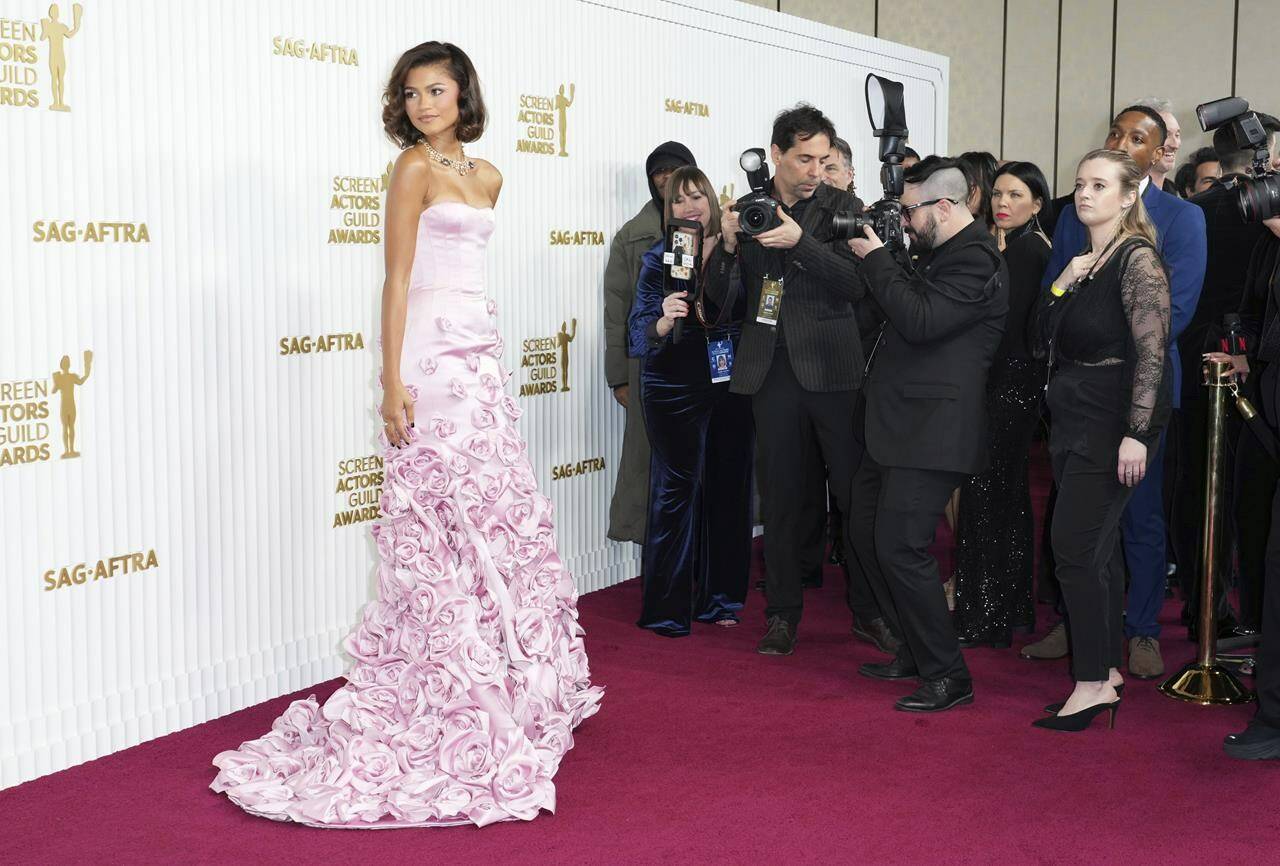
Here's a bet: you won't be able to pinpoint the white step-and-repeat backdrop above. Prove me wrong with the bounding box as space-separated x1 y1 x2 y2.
0 0 946 787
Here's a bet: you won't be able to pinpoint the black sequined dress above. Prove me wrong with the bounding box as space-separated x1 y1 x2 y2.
952 225 1051 645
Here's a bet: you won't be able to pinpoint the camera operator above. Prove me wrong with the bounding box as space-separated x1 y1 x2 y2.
1173 115 1280 637
845 156 1009 712
717 104 891 657
1212 211 1280 759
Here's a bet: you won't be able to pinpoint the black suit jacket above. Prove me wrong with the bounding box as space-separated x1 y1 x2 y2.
1182 176 1267 406
859 219 1010 474
728 182 866 394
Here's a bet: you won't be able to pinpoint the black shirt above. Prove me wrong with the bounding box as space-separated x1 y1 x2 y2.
998 222 1052 362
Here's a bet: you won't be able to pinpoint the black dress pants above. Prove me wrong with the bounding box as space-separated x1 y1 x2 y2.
1234 390 1277 630
1255 476 1280 729
848 453 970 681
752 350 879 627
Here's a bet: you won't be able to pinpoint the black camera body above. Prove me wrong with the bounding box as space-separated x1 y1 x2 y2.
831 74 909 252
1197 96 1279 223
735 148 783 236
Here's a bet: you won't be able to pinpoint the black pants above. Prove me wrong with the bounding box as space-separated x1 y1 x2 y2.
1051 445 1137 682
1256 475 1280 729
1234 390 1278 630
752 351 879 626
848 453 969 681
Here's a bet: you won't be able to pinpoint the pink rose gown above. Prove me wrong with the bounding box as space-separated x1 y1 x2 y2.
211 201 604 828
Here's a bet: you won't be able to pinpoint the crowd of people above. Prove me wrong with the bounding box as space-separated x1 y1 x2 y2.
604 98 1280 748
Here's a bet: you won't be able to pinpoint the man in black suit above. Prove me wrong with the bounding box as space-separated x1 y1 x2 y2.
719 104 892 656
845 157 1009 712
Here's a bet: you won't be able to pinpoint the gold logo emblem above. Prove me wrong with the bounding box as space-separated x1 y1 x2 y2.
518 319 577 397
516 83 575 157
328 164 392 244
719 183 735 208
40 2 82 112
333 454 383 528
551 456 606 481
1 349 93 468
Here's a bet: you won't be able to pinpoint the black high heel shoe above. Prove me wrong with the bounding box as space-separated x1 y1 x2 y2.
1032 699 1120 732
1044 684 1124 714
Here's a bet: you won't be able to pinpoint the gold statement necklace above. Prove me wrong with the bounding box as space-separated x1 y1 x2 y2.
421 139 475 176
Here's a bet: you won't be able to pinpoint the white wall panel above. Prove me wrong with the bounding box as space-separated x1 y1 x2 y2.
0 0 946 787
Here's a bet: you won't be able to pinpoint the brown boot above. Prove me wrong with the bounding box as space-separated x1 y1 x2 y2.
1128 636 1165 679
1020 621 1069 660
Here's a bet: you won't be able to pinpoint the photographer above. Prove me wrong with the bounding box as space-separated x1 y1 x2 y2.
846 156 1009 712
717 104 891 656
1216 211 1280 759
628 167 753 637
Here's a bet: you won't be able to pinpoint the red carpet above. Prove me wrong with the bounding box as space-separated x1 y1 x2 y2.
5 452 1279 863
4 585 1277 863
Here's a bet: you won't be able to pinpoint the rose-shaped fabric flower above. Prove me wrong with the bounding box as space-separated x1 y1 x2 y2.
497 435 524 467
479 472 510 503
391 460 425 491
455 636 504 685
394 537 422 566
449 378 468 400
466 353 482 372
398 622 430 663
433 783 474 818
501 395 523 420
429 414 457 440
486 298 498 316
533 712 574 768
418 356 438 376
438 728 498 786
515 608 554 659
399 520 425 541
351 684 399 718
491 734 550 819
447 453 470 476
460 432 495 462
404 383 420 402
472 407 498 430
422 663 463 707
266 753 307 780
425 463 453 498
413 551 446 584
211 751 266 788
373 658 408 688
272 699 322 744
343 735 399 793
407 584 439 621
380 487 410 519
436 315 454 333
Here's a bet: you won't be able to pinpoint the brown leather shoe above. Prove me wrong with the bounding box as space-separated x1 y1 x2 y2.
1127 636 1164 679
852 617 901 655
756 616 796 656
1020 621 1069 660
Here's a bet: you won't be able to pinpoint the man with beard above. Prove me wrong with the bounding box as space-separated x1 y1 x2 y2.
1022 105 1206 679
845 156 1009 712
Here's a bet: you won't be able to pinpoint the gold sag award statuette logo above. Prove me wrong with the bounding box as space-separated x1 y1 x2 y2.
328 163 391 245
519 319 577 397
271 35 358 65
0 2 81 111
516 82 574 157
719 184 735 209
664 98 710 118
0 349 91 469
44 549 160 592
551 455 606 482
333 454 383 527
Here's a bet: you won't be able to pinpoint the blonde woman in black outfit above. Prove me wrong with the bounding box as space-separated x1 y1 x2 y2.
952 162 1052 648
1035 149 1171 730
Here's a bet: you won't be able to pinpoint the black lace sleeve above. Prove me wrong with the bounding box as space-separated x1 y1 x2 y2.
1120 244 1170 443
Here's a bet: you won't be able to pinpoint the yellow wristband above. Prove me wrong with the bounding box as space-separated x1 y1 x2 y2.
1050 282 1066 298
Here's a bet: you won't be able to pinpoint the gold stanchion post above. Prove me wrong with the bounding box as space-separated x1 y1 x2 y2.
1159 359 1254 704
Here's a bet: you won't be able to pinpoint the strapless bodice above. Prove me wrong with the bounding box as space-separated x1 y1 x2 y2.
409 201 495 295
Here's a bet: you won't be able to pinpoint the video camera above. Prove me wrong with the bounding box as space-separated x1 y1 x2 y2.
1197 96 1279 223
831 74 909 251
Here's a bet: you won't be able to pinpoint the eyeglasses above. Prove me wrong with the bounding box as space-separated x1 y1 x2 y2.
901 197 958 216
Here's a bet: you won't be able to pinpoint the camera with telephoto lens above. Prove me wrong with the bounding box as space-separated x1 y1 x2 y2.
831 74 909 251
734 148 782 236
1197 96 1280 223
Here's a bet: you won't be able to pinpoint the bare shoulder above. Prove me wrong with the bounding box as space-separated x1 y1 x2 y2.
474 158 503 205
387 147 432 204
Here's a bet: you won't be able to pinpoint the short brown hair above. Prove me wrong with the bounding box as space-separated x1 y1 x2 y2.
662 166 722 237
382 42 486 148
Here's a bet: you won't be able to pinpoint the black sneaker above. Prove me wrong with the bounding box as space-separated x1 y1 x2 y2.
1224 720 1280 761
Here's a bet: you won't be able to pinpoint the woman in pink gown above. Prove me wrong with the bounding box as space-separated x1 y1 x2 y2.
210 41 603 828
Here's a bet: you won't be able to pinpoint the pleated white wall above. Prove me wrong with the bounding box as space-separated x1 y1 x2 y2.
0 0 946 788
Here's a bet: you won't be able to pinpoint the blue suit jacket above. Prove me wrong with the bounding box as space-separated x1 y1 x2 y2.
1042 182 1207 407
